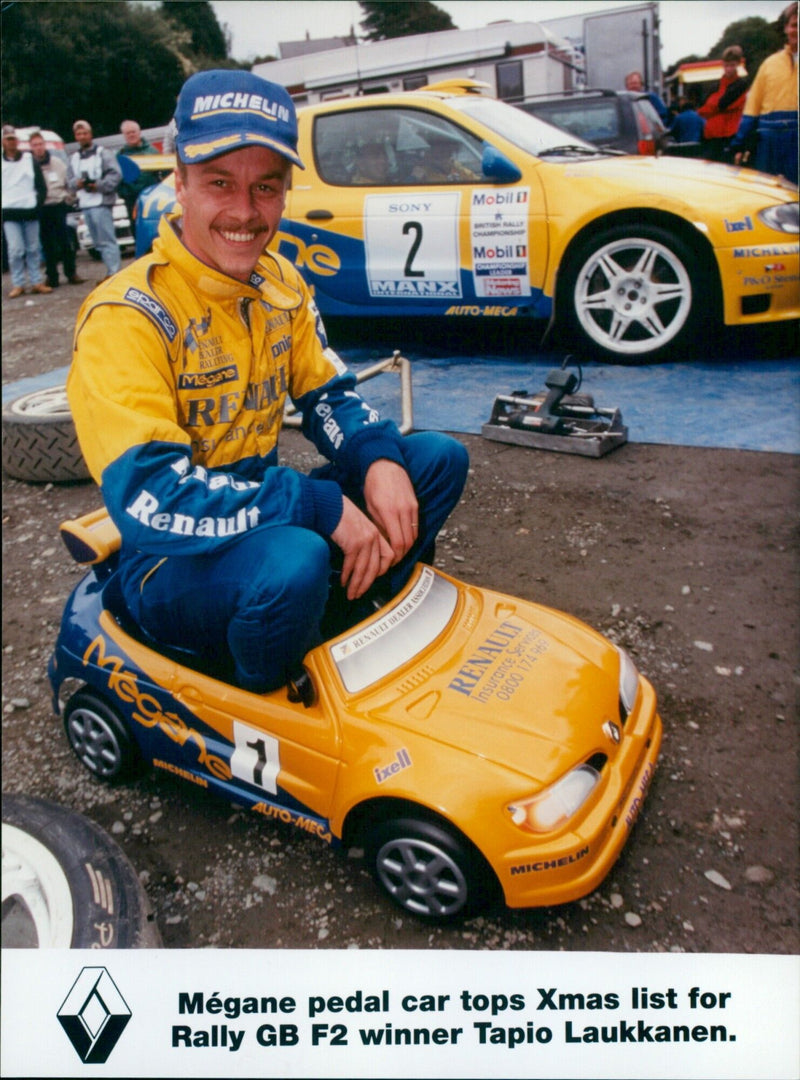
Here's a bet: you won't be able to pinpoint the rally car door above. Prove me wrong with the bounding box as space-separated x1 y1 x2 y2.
281 104 537 316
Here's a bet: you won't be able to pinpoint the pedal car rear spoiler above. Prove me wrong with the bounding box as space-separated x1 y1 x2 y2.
60 508 121 565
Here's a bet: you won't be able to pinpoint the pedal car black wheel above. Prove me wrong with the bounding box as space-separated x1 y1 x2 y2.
365 815 495 921
64 691 143 783
1 385 89 483
2 793 160 948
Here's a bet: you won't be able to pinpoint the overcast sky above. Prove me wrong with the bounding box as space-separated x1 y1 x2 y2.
211 1 786 66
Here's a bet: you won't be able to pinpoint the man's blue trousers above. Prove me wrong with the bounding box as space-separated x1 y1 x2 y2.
133 432 469 692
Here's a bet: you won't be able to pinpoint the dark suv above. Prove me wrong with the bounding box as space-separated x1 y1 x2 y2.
517 89 672 156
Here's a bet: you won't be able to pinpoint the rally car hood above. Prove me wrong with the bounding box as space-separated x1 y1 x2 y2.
328 568 624 785
554 152 796 201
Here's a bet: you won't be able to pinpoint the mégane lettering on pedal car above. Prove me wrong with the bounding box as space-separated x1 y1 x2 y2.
82 634 230 780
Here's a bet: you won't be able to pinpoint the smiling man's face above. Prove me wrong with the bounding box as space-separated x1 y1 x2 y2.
175 145 290 282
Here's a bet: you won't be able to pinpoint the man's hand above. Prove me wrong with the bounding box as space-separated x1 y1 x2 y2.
363 459 418 566
331 496 394 600
330 460 418 601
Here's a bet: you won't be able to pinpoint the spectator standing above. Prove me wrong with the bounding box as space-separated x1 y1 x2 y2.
670 98 706 144
624 70 670 125
69 119 122 278
729 3 798 183
117 119 160 220
698 46 749 162
1 124 50 298
29 130 84 287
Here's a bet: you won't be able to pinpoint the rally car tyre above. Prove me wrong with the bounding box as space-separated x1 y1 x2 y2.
2 793 160 948
561 224 710 364
1 385 89 483
64 691 144 783
365 815 497 922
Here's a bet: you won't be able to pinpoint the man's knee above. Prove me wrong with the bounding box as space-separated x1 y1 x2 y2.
247 528 330 607
406 431 469 502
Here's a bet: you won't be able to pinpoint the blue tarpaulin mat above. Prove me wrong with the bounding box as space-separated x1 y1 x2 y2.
4 356 799 454
347 354 800 455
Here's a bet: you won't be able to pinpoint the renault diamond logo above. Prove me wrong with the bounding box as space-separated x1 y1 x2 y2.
603 720 621 744
57 966 131 1063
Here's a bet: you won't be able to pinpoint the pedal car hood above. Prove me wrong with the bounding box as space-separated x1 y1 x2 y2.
327 568 626 784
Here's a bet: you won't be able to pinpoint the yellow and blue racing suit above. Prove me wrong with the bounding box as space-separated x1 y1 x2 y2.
730 45 798 184
68 211 468 690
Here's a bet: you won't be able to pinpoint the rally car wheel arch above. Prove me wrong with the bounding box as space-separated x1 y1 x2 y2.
64 691 144 783
560 223 712 364
2 793 160 948
1 385 89 483
364 815 498 922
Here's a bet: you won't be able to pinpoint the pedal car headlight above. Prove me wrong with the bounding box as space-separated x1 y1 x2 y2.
758 203 799 234
508 764 601 834
618 646 640 719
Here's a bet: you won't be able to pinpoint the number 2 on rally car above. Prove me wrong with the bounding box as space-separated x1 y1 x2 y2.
364 192 462 297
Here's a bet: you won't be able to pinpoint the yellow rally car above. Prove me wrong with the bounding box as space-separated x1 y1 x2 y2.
50 510 661 922
135 81 798 363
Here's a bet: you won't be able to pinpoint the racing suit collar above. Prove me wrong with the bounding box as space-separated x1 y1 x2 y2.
156 209 303 311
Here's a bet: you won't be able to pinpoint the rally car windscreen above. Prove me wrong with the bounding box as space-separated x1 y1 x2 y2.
450 95 598 158
329 566 458 693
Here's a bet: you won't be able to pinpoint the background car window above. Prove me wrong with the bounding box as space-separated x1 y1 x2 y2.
539 100 620 143
314 107 484 186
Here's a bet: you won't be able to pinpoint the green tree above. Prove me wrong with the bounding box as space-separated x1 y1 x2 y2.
707 16 783 80
161 1 228 62
1 1 186 136
359 1 456 42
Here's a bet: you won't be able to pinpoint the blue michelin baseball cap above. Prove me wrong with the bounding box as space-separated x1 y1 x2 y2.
175 69 304 169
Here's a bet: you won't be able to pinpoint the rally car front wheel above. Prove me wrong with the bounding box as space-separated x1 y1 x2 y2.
561 224 711 363
365 816 497 922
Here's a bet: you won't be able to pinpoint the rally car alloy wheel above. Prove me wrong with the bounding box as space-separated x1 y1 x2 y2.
64 691 143 782
365 816 496 921
2 794 160 948
563 224 707 363
1 384 89 483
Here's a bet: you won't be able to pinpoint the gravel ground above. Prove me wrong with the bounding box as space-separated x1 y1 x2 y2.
2 259 798 954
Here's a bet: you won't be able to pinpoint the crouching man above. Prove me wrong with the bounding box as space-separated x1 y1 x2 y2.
67 69 468 692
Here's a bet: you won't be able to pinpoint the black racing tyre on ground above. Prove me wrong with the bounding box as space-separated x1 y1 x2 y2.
64 690 145 783
364 814 499 922
2 793 160 948
559 224 713 364
2 385 89 483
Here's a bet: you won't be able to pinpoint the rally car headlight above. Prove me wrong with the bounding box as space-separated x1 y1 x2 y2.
758 203 799 234
508 764 601 834
618 646 640 720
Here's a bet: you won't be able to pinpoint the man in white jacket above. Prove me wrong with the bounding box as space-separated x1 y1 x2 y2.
1 124 51 298
69 119 122 278
29 130 84 287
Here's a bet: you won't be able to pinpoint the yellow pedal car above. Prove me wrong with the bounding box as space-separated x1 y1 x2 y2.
50 509 661 921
